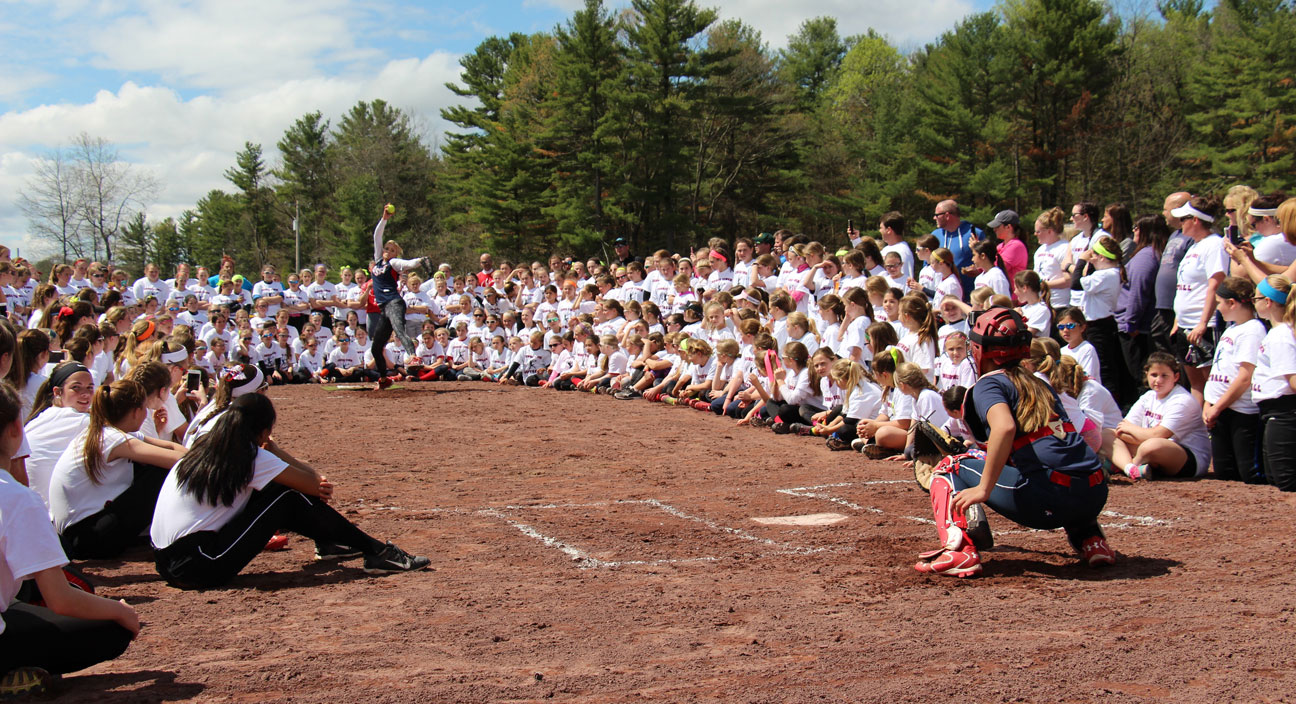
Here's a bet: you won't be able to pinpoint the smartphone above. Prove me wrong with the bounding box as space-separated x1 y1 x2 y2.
47 350 64 363
847 218 853 234
186 368 202 391
1226 224 1243 247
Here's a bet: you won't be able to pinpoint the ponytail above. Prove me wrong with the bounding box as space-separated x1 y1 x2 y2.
84 380 146 484
176 393 277 507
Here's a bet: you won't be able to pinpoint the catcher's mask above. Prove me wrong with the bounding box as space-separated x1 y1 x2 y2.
969 307 1032 372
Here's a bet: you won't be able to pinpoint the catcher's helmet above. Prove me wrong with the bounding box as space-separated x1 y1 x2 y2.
969 307 1032 368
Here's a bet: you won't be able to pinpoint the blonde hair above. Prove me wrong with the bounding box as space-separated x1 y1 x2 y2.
830 358 872 405
1224 185 1260 238
785 311 818 338
715 338 740 358
969 286 995 307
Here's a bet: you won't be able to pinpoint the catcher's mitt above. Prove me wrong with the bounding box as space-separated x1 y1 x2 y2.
911 420 966 493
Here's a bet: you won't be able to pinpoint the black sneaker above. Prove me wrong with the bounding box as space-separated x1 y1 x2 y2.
314 542 363 561
363 542 432 575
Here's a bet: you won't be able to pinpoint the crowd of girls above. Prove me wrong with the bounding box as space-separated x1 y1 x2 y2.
3 191 1296 689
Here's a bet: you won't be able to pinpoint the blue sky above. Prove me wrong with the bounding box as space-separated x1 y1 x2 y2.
0 0 1002 255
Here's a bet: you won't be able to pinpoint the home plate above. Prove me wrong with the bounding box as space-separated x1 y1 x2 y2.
751 513 848 526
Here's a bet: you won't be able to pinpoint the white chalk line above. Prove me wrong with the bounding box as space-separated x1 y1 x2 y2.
481 498 832 569
778 482 1179 534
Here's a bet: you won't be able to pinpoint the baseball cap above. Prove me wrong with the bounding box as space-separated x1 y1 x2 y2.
613 237 629 247
754 232 774 245
987 210 1020 229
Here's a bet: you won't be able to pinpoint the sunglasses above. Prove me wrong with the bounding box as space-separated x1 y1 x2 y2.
1056 323 1078 330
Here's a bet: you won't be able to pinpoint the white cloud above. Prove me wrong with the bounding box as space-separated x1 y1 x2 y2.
85 0 380 95
713 0 977 48
0 52 464 255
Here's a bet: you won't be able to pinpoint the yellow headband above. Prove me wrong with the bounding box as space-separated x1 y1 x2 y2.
1092 240 1119 261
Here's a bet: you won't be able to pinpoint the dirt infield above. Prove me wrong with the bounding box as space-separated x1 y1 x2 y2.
48 383 1296 702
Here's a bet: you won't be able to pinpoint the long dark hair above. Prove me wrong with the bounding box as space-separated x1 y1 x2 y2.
1133 214 1171 258
176 394 277 507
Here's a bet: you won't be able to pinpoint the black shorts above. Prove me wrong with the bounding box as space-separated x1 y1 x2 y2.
1174 441 1200 478
1170 326 1219 368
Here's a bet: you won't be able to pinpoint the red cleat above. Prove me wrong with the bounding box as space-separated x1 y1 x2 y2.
1080 535 1116 567
264 533 290 551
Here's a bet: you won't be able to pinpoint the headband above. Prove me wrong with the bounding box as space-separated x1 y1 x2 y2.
1091 240 1119 260
161 348 189 365
136 321 156 342
1258 279 1289 305
1250 207 1278 218
222 364 265 397
1171 203 1216 223
711 252 728 263
49 362 90 389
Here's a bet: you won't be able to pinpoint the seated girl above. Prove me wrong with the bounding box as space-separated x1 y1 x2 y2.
151 393 429 588
1112 352 1211 481
48 380 188 559
0 383 139 698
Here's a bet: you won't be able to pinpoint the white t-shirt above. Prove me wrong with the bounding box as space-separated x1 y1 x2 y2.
1020 301 1052 336
328 347 363 369
252 281 285 316
1174 234 1228 329
0 474 69 635
1252 323 1296 402
1034 239 1072 307
150 447 290 549
843 379 883 420
933 355 977 392
896 330 936 381
839 316 871 362
1206 318 1265 414
22 406 90 511
1124 385 1211 476
935 275 963 306
1080 267 1121 320
909 388 951 427
974 267 1011 299
1253 233 1296 268
48 427 138 533
1077 381 1122 429
140 393 184 443
1062 340 1101 385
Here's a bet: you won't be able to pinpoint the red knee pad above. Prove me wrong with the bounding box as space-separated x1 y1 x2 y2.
930 474 970 551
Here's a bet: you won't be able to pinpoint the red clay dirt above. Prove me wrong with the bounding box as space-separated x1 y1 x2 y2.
47 383 1296 702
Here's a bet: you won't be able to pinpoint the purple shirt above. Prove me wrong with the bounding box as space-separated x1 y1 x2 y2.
1117 245 1159 333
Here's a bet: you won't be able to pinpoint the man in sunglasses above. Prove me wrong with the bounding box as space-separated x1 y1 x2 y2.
930 200 983 299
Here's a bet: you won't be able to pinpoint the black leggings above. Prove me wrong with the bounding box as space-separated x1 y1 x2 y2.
324 364 378 382
1085 315 1124 406
1261 405 1296 491
153 483 385 589
0 602 133 676
762 400 816 425
1211 408 1261 483
60 464 167 560
369 298 417 378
